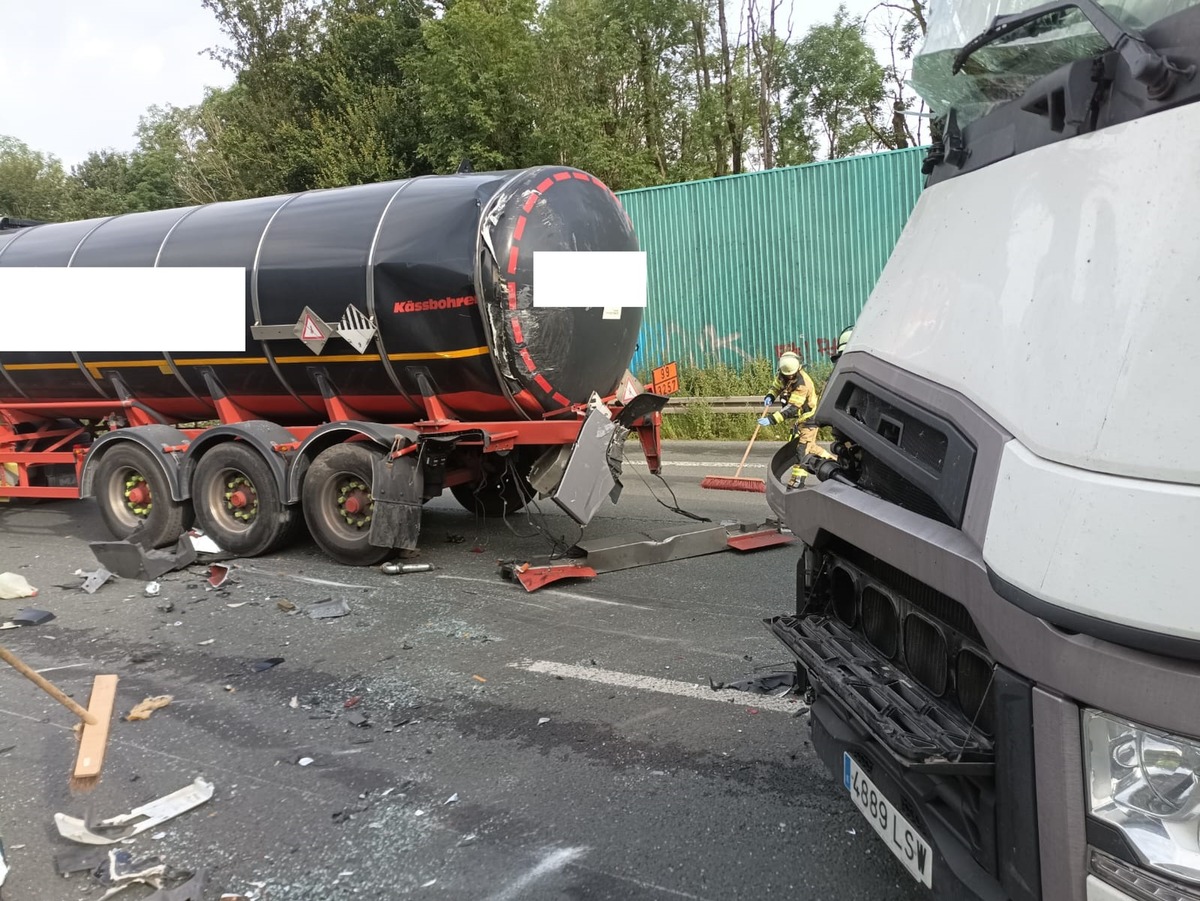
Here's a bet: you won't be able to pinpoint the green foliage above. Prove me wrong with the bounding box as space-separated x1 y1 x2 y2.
0 137 68 220
649 357 834 440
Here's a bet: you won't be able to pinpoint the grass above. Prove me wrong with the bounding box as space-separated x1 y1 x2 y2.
643 357 835 441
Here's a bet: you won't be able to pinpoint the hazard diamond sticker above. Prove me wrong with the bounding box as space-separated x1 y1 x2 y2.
293 306 333 354
337 304 376 354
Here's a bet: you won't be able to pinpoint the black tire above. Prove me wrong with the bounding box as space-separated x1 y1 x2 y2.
93 443 189 548
191 442 298 558
302 442 391 566
450 458 534 517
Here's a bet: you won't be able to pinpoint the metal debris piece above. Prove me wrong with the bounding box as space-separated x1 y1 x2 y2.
307 597 350 619
126 696 174 721
81 567 114 594
346 711 370 727
145 582 161 597
444 793 459 805
54 778 215 845
537 717 550 726
0 572 37 599
380 562 434 575
250 658 284 673
709 671 800 695
207 564 231 589
11 607 55 626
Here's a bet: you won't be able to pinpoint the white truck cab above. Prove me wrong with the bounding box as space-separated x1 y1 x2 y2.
767 0 1200 898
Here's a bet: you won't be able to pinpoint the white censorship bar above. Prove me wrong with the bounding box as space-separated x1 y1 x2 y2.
0 268 246 352
532 251 647 308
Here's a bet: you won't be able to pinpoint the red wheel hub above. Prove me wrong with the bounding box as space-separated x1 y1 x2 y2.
229 490 248 508
343 495 362 515
127 484 150 505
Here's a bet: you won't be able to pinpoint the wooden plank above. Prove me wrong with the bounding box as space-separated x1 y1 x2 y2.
74 674 118 778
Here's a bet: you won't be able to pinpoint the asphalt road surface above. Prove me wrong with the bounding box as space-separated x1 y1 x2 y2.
0 441 928 901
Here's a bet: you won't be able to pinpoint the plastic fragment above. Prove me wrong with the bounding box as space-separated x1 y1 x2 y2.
537 717 550 726
127 696 173 721
198 639 214 646
298 757 314 767
444 793 459 805
0 572 37 599
54 778 215 845
207 564 231 589
11 607 55 626
308 597 350 619
144 582 161 597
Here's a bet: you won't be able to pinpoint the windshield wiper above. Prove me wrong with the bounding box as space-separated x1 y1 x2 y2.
952 0 1194 100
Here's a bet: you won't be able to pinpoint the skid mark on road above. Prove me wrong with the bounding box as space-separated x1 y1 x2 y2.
510 660 804 713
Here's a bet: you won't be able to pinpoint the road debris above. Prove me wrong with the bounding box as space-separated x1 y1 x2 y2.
444 793 459 805
54 845 108 876
156 602 175 613
289 696 299 708
472 675 487 683
276 599 296 613
198 639 214 646
298 757 314 766
143 868 208 901
90 537 197 580
80 566 114 594
344 696 361 708
0 572 36 599
54 777 215 845
250 658 284 672
187 530 223 555
537 717 550 726
308 597 350 619
126 696 173 721
207 564 231 589
226 602 248 609
346 711 370 727
380 562 434 575
98 848 167 894
145 582 161 597
0 838 8 892
10 607 55 626
709 670 800 696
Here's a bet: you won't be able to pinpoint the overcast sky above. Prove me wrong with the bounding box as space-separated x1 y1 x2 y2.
0 0 885 170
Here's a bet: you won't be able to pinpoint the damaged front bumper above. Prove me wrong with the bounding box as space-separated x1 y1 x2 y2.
768 614 1036 901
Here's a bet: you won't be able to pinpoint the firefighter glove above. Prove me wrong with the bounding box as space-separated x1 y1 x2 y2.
763 394 774 407
757 416 773 427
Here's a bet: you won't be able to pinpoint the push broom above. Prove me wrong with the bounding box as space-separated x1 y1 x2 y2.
0 644 117 789
700 405 769 493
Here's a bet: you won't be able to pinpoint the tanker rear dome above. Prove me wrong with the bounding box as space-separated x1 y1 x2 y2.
472 166 643 414
0 166 643 424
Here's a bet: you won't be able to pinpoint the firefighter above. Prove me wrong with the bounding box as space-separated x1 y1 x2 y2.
830 326 853 366
759 351 835 489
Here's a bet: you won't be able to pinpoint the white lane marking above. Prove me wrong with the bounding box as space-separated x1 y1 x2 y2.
485 847 588 901
510 660 804 713
540 589 651 610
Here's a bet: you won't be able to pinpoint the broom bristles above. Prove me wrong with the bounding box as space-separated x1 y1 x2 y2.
700 475 766 493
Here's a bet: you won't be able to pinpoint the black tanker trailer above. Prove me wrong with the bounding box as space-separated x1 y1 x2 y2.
0 167 664 565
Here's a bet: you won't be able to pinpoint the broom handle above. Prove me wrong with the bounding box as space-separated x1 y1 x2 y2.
733 405 769 479
0 645 97 725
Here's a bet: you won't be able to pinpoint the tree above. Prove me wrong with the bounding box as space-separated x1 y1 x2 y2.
784 7 886 159
0 137 68 220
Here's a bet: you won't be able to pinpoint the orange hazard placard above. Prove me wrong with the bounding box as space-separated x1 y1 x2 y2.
651 361 679 395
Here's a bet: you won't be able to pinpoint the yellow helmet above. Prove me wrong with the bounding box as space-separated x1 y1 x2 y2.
777 351 801 377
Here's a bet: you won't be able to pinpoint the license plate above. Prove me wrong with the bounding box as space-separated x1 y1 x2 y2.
844 752 932 888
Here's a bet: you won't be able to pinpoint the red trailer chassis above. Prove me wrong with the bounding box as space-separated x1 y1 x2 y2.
0 386 664 566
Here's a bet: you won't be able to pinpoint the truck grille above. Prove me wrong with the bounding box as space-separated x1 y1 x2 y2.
808 537 995 734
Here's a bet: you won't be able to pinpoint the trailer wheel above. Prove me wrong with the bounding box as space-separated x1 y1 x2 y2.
302 443 391 566
93 444 189 548
191 442 298 558
450 459 533 517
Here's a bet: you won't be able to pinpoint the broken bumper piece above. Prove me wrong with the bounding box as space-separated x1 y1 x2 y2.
55 777 215 845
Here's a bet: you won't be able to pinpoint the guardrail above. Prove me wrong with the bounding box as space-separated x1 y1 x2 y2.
659 395 764 414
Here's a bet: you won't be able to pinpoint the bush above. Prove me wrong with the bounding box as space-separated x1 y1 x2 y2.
644 357 835 441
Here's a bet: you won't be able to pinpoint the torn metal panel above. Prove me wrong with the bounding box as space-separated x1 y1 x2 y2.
90 537 197 580
726 529 795 552
573 523 734 572
500 562 598 592
546 405 621 525
54 777 215 845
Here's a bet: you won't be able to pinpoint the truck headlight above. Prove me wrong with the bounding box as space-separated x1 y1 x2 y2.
1085 709 1200 884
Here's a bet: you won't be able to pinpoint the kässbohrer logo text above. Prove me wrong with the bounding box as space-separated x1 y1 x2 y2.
393 295 477 314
